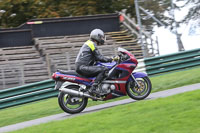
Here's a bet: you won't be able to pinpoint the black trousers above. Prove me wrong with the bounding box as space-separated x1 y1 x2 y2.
76 63 108 84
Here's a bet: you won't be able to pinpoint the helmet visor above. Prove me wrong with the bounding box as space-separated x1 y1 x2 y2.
100 35 106 44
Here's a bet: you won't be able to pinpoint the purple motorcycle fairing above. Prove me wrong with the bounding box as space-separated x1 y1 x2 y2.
128 72 148 82
97 62 147 81
133 72 148 78
96 62 117 69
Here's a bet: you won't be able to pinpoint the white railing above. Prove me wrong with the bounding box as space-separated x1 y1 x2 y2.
119 12 159 57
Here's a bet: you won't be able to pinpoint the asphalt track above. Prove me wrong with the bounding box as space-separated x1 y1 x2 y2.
1 83 200 133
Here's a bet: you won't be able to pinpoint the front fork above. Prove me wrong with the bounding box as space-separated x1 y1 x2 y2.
130 72 148 88
131 74 141 88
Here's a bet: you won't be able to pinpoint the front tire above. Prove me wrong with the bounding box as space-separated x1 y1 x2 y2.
58 85 88 114
126 76 152 100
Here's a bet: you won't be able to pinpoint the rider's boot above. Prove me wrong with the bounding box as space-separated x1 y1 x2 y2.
88 82 99 95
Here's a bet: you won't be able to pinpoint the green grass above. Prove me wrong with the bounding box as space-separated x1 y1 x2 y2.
150 66 200 92
11 89 200 133
1 66 200 128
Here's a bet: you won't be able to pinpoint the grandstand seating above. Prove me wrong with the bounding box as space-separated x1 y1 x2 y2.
0 46 49 89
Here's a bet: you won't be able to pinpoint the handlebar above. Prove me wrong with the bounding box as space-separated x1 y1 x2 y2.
112 52 130 64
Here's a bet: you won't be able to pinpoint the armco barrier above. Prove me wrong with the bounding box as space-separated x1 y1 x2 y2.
144 48 200 75
0 48 200 109
0 79 56 109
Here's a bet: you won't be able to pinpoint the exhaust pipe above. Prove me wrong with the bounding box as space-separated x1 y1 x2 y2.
60 88 102 100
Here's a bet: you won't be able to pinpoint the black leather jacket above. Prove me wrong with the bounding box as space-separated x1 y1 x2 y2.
75 40 112 66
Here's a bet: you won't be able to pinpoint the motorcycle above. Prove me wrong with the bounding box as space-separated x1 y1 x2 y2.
52 47 152 114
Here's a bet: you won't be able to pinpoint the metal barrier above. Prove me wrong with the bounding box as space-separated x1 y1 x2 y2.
144 48 200 75
0 48 200 109
0 79 56 109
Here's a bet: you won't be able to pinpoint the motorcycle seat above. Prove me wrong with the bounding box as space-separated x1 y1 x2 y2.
57 69 93 79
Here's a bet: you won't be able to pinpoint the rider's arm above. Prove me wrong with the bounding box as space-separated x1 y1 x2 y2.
93 47 112 62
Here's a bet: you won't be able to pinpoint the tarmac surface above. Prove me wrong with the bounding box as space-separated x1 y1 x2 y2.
1 83 200 133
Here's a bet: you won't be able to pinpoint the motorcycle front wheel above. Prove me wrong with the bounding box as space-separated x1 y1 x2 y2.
126 76 152 100
58 85 88 114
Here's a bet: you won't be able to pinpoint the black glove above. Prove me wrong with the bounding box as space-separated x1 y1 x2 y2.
107 58 113 62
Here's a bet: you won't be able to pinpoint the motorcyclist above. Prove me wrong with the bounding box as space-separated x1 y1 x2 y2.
75 29 113 95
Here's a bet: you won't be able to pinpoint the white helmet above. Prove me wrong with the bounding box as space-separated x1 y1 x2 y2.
90 29 106 44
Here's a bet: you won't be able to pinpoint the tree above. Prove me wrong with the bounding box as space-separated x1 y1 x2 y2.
0 0 136 28
133 0 199 31
177 0 200 22
134 0 200 51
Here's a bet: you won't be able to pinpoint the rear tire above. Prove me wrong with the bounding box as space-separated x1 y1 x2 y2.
58 85 88 114
126 76 152 100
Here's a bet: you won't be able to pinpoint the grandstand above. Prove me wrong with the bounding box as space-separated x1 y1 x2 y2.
0 13 157 89
0 46 49 89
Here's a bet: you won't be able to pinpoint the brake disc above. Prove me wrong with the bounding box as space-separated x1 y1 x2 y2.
132 80 146 94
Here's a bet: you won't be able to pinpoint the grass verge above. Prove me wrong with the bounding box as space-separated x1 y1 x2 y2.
11 89 200 133
0 66 200 127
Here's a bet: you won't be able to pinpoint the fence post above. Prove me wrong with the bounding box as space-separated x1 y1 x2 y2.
134 0 147 57
2 69 5 89
66 52 71 70
21 63 25 85
45 53 52 77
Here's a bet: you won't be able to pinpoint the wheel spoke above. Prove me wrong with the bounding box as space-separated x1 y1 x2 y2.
65 97 70 105
137 92 142 95
64 95 83 109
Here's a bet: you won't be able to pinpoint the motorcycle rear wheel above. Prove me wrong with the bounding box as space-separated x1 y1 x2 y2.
58 85 88 114
126 76 152 100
